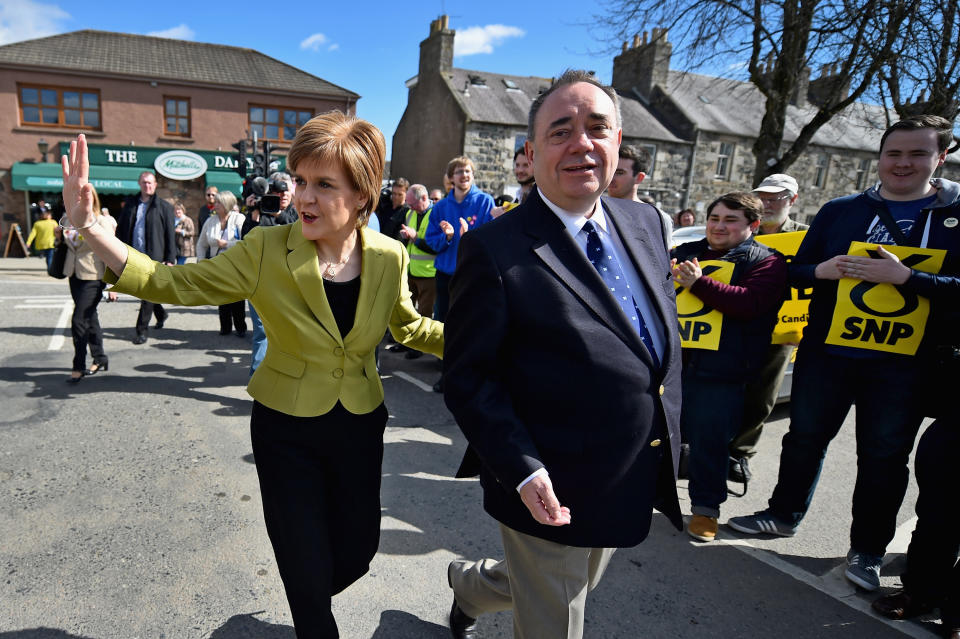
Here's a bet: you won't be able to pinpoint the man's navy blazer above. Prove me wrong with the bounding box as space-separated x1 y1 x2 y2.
444 189 683 548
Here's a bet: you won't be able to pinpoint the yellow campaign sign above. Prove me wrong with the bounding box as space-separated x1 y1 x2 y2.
674 260 734 351
755 231 809 344
825 242 946 355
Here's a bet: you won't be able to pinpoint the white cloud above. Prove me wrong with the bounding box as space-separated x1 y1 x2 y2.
328 43 339 51
726 60 749 71
300 32 328 51
454 24 524 57
146 24 195 40
0 0 70 45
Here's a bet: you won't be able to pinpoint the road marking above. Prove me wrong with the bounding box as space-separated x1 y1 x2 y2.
719 515 934 638
384 426 452 445
393 371 435 393
12 300 73 350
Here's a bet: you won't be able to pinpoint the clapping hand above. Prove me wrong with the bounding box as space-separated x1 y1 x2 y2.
837 246 911 284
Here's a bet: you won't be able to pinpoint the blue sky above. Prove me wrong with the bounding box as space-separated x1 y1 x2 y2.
0 0 633 156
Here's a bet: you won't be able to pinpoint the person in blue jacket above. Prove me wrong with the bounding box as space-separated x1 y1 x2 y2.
425 156 495 324
425 156 494 392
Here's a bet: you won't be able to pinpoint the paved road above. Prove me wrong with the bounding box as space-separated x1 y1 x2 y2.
0 256 942 638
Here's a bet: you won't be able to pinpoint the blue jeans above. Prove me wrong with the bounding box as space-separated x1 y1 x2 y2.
41 248 54 269
768 345 925 556
249 301 267 376
682 373 744 518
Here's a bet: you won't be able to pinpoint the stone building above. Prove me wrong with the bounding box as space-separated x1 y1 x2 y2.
0 30 358 244
392 17 959 222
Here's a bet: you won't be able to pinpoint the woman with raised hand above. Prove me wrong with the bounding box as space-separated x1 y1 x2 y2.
60 111 444 638
63 186 117 383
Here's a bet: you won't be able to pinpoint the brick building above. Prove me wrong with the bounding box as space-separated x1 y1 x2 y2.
392 17 959 222
0 30 358 244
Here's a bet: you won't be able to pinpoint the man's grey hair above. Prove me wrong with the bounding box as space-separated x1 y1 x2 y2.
268 171 293 185
527 69 622 141
409 184 428 199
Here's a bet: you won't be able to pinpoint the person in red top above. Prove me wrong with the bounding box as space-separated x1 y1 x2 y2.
671 192 787 542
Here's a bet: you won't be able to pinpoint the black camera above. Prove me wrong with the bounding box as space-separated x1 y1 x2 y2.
248 176 289 214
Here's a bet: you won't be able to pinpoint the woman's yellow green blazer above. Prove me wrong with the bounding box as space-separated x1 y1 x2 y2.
106 221 444 417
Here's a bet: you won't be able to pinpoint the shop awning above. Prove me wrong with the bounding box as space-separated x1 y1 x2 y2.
11 162 142 194
204 170 244 195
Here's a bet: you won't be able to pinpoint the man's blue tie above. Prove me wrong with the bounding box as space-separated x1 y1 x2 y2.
582 220 660 367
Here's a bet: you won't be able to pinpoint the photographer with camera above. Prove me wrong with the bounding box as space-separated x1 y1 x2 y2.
242 172 298 234
241 171 298 375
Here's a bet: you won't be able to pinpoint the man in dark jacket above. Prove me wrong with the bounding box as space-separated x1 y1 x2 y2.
730 115 960 593
670 192 787 542
443 70 682 639
116 171 176 344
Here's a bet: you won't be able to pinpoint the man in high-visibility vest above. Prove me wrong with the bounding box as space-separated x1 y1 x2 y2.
398 184 438 359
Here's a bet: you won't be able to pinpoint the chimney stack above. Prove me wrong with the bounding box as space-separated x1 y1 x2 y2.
420 15 455 75
612 26 673 99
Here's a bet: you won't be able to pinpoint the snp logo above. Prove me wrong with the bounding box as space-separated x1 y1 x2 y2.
826 243 946 355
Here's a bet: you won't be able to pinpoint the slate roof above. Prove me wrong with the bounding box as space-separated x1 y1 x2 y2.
664 70 888 152
447 67 685 144
0 30 358 99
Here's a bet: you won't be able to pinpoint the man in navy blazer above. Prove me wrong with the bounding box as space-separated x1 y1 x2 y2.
443 70 682 639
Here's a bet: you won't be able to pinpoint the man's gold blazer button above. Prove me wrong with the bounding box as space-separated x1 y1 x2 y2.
650 439 662 447
658 384 665 396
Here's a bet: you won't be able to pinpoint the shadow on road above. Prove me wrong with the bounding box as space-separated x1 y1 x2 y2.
207 612 295 638
370 609 449 638
0 630 93 639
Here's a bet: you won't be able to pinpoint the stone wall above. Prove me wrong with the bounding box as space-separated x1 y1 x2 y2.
463 123 525 197
623 137 692 215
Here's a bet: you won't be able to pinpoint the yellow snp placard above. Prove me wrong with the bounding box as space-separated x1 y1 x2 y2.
825 242 946 355
674 260 734 351
755 231 809 344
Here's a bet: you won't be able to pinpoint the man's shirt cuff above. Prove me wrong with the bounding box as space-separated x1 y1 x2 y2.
516 468 548 493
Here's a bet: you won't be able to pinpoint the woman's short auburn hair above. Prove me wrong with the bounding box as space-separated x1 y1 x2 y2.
287 111 385 229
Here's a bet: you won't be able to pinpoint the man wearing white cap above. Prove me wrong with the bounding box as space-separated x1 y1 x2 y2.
728 173 808 485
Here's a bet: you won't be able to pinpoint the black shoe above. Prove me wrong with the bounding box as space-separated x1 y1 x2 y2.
154 310 169 329
219 329 232 335
405 350 423 359
66 372 84 384
449 600 478 639
433 379 444 393
85 361 108 376
235 328 247 337
132 334 148 345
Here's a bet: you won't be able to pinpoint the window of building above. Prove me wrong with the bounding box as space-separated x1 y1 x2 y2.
814 153 830 188
640 143 657 179
715 142 734 179
514 134 527 152
249 106 313 142
164 97 190 136
18 84 101 129
855 158 872 190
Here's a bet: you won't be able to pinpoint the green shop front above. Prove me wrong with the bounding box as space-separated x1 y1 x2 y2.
11 142 283 232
